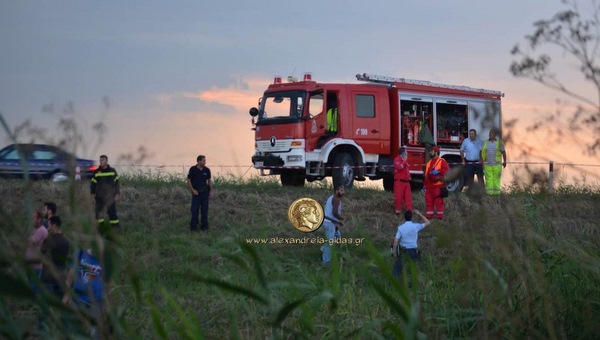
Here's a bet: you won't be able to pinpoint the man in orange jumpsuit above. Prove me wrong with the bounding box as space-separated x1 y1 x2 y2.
393 146 412 214
424 145 449 219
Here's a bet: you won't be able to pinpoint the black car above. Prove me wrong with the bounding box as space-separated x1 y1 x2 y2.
0 143 97 181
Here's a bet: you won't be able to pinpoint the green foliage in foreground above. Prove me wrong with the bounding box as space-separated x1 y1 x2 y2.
1 176 599 339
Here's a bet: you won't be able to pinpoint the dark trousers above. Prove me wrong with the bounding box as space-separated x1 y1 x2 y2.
95 199 119 226
70 298 106 339
464 162 484 187
39 281 64 330
392 248 420 277
43 282 64 299
190 192 209 230
29 268 43 295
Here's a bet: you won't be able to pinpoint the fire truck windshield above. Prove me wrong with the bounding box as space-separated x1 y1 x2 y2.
258 91 306 124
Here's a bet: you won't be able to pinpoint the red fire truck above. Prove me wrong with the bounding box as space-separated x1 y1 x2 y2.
249 73 503 192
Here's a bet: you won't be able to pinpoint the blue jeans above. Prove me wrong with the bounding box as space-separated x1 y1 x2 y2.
29 268 43 295
322 221 336 265
392 248 420 277
28 269 43 330
190 192 209 230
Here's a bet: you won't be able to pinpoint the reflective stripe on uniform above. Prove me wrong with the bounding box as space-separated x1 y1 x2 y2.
95 172 116 177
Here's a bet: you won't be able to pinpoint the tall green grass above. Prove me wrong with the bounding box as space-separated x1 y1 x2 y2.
1 175 599 339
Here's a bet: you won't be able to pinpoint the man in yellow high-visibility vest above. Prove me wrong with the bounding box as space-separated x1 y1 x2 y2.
480 129 507 195
316 96 338 149
326 106 338 135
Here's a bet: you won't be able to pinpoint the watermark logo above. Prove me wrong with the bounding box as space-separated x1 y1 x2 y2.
287 198 324 233
243 197 364 247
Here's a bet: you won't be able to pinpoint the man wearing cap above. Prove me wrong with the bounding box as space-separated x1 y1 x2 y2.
393 146 412 214
424 145 449 219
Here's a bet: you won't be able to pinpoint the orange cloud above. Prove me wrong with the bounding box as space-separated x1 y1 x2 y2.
131 77 272 176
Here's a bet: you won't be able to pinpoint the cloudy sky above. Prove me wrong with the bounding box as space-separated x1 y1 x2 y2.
1 1 597 182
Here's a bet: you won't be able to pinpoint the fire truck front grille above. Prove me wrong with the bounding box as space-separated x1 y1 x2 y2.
256 140 291 152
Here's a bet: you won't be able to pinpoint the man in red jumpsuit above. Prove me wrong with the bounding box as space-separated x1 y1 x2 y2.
393 146 412 214
424 145 449 219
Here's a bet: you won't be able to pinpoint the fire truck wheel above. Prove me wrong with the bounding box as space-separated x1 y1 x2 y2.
332 153 354 190
444 165 464 193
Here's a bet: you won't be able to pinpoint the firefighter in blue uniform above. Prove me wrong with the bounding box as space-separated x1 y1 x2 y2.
91 155 120 229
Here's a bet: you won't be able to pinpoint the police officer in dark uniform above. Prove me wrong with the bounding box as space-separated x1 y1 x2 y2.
187 155 213 231
91 155 120 229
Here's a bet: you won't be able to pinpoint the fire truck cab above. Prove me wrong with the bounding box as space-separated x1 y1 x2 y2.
249 73 503 192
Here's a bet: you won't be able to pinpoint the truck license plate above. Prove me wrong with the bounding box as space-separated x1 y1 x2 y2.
255 161 264 167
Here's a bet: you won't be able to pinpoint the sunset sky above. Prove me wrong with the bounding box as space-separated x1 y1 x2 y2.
1 1 598 185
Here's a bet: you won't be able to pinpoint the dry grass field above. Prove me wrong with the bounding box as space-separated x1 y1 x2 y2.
1 175 599 339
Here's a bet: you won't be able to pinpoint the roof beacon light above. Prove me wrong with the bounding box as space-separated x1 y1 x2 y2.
273 76 282 84
303 72 312 81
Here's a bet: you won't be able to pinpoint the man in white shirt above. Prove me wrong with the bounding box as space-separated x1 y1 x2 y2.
460 129 484 188
392 209 430 277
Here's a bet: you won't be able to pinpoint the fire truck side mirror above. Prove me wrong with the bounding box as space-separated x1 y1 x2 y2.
249 107 259 117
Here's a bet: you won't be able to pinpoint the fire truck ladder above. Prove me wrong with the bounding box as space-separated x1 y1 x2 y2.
356 73 504 97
